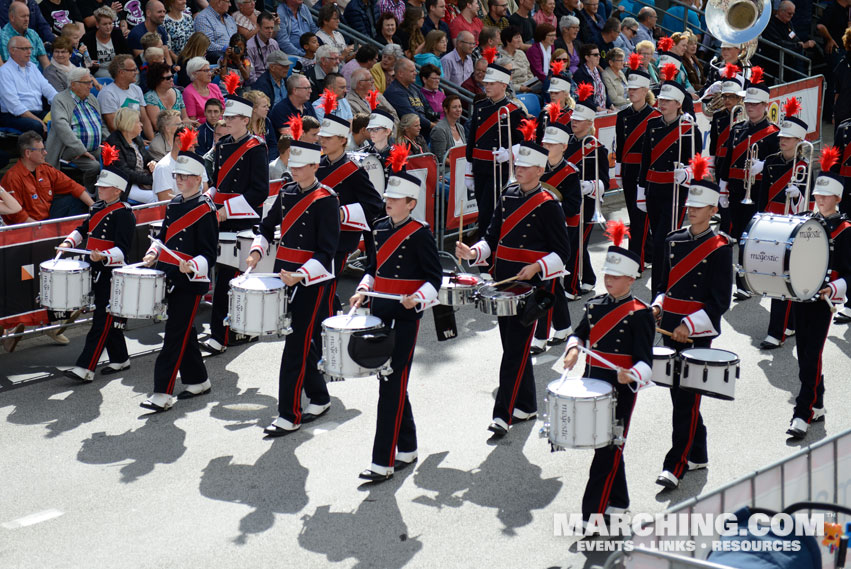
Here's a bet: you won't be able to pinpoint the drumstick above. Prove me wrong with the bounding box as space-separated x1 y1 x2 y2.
124 261 146 269
457 199 464 266
655 327 694 344
360 291 424 303
575 345 645 391
149 237 198 276
55 246 93 256
490 275 521 288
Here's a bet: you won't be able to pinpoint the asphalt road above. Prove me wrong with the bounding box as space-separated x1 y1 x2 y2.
3 194 851 569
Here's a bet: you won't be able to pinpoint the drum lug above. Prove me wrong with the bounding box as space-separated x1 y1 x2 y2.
317 358 325 372
702 366 709 384
735 365 740 379
223 316 230 326
278 313 293 336
612 424 625 448
733 264 745 277
723 368 729 384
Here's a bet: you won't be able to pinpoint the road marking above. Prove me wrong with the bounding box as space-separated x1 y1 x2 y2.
310 421 340 435
48 390 74 401
2 509 64 529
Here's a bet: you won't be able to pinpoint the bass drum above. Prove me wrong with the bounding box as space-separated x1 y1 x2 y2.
739 213 830 301
348 152 385 197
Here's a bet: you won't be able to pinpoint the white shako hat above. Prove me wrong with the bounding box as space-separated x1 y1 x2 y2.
548 75 571 93
603 246 641 278
367 108 395 130
721 74 745 96
658 80 687 103
95 166 130 193
483 63 511 84
319 114 350 138
721 41 739 49
779 116 807 139
572 99 596 121
684 180 721 208
288 141 322 167
173 152 206 177
384 171 421 199
627 68 652 89
513 141 548 168
657 51 682 69
813 172 844 197
541 122 571 145
223 95 253 117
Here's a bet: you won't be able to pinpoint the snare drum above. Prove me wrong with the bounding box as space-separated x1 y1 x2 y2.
544 377 616 450
679 348 739 401
652 346 677 388
236 230 277 273
39 259 92 311
109 267 167 319
739 213 830 301
475 282 535 317
349 151 386 196
226 275 290 336
438 273 482 306
217 232 239 269
319 312 389 381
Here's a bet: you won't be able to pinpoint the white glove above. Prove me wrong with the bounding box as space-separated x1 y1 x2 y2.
674 167 690 185
749 159 765 177
704 81 722 97
493 147 511 163
719 180 728 196
580 180 595 196
636 185 646 212
465 162 474 190
785 185 801 200
719 195 730 208
614 162 622 177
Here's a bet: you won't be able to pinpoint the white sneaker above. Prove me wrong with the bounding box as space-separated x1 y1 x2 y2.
302 402 331 422
63 366 94 382
141 393 176 412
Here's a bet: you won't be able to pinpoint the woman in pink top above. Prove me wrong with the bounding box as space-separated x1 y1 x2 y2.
533 0 557 29
182 56 226 124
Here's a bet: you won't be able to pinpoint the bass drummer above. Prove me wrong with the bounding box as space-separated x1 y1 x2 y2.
651 165 734 490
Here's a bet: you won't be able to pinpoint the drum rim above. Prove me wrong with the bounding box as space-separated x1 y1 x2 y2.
680 348 740 366
652 346 677 357
41 259 90 269
546 376 614 395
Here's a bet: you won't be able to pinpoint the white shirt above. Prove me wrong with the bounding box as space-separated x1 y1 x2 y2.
97 82 147 115
153 153 209 194
0 60 57 115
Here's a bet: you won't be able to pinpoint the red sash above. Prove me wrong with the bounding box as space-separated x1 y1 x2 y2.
476 102 518 140
623 111 658 163
542 163 577 189
279 187 333 237
588 299 646 346
275 245 313 264
85 202 124 250
164 203 211 244
831 220 851 240
765 165 795 210
650 122 692 164
499 191 552 239
377 221 422 268
662 296 705 315
320 160 358 189
374 276 425 295
729 124 778 168
841 143 851 177
556 110 571 125
89 202 124 231
216 136 262 188
716 124 730 158
566 141 598 168
666 235 727 290
589 350 634 371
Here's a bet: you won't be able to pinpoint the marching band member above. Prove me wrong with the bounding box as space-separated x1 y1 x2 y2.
563 221 654 525
654 37 696 119
247 141 340 436
830 117 851 324
361 108 396 165
708 64 744 235
349 159 442 482
141 150 218 412
638 63 702 295
651 159 733 489
701 41 743 94
786 149 851 440
316 89 384 311
465 50 525 241
564 83 609 298
203 74 270 355
61 146 135 382
531 120 580 354
716 66 779 301
616 53 658 271
456 135 572 437
535 60 574 142
756 99 811 350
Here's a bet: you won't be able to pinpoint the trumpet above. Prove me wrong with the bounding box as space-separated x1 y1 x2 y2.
742 137 758 205
787 140 814 214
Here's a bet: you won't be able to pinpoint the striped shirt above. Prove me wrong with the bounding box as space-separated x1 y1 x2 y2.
71 93 102 152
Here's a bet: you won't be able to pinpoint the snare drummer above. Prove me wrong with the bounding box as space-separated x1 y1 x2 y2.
349 171 442 482
456 139 572 437
829 118 851 324
141 152 218 412
60 166 136 382
246 141 340 437
786 167 851 440
651 178 733 489
562 229 654 525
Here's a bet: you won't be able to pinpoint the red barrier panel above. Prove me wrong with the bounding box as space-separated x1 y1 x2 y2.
405 153 438 228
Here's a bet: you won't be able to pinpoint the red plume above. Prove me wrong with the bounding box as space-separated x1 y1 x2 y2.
366 89 380 110
723 63 741 80
689 153 709 182
661 62 679 82
547 100 562 124
319 88 338 117
388 142 410 172
783 97 801 118
518 118 538 142
576 82 594 102
749 66 764 85
222 71 240 95
287 114 303 141
101 143 119 166
604 219 630 248
820 146 840 172
627 52 642 71
482 47 498 64
550 58 566 77
178 128 198 152
657 36 673 52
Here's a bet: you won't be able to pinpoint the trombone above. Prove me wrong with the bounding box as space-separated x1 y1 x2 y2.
492 106 515 206
577 135 605 284
787 140 814 214
672 113 697 232
742 137 758 205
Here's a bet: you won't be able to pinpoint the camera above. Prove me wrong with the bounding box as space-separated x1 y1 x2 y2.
232 46 242 55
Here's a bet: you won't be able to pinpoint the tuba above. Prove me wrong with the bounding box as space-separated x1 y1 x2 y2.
706 0 770 82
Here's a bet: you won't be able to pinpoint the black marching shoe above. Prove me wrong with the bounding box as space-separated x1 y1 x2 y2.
655 470 679 490
263 417 300 437
101 359 130 375
758 336 781 350
733 288 752 301
200 338 226 355
487 419 508 437
834 311 851 324
177 379 212 399
302 402 331 423
359 469 393 482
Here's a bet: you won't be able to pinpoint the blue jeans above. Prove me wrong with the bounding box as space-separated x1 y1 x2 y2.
0 109 47 137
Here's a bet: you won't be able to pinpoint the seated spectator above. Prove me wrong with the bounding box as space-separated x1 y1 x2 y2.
378 0 406 24
397 6 426 57
414 30 447 82
247 12 280 84
164 0 194 55
682 32 704 93
377 13 401 47
634 7 657 49
420 63 445 118
0 0 54 46
500 26 536 93
45 67 109 191
396 112 427 153
763 0 815 82
39 0 83 38
340 45 378 86
128 1 173 64
602 46 628 107
83 7 130 80
527 23 557 83
634 39 658 82
441 30 475 87
245 89 277 157
343 0 380 39
183 56 226 123
578 0 604 46
59 23 92 71
218 33 253 84
482 0 509 31
0 36 57 136
614 17 638 53
554 16 581 73
268 73 318 134
104 107 157 203
196 98 223 155
251 50 291 107
347 67 399 121
597 17 620 67
371 43 403 92
98 54 155 139
234 0 260 40
472 25 500 61
316 4 352 61
384 57 434 139
461 56 487 101
0 2 48 68
44 37 77 93
0 183 21 217
660 0 702 37
347 112 370 150
294 32 319 72
312 72 353 120
535 0 557 29
429 93 465 164
144 62 188 126
449 0 482 43
148 108 182 161
508 0 536 45
306 44 341 101
574 43 612 110
175 32 210 87
139 45 165 90
276 0 318 56
195 0 237 59
153 125 209 199
1 131 93 225
269 132 292 180
423 0 452 50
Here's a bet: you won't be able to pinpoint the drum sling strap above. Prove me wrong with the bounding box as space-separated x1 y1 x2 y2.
374 221 425 295
765 166 796 213
85 201 124 251
650 122 692 165
666 235 727 290
319 160 358 189
828 221 851 281
587 300 644 369
214 136 262 198
475 102 518 141
158 203 212 267
716 122 730 158
842 143 851 177
275 187 333 264
622 109 658 164
494 191 553 264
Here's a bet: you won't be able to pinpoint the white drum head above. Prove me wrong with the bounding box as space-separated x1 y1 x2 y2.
231 275 285 291
547 377 613 398
116 267 164 277
350 152 385 196
324 313 383 330
41 259 89 272
681 348 738 364
788 218 830 298
653 346 676 358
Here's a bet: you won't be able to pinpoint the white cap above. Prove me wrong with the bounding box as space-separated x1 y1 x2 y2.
684 182 720 207
658 82 686 103
318 114 350 138
602 247 641 278
720 41 739 49
721 76 745 96
513 141 548 168
743 84 770 104
288 141 322 167
812 174 844 197
223 96 254 117
541 124 571 145
384 171 421 199
548 76 571 93
173 153 206 177
626 72 651 89
572 101 596 122
94 168 128 190
367 109 395 130
483 63 511 84
658 53 681 69
778 116 807 139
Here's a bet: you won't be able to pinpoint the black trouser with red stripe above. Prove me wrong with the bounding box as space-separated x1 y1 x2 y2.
661 336 711 479
494 315 537 423
154 290 207 394
622 167 651 268
372 318 420 468
792 300 831 422
278 282 332 423
210 264 238 345
75 271 128 371
728 180 757 291
565 201 596 294
647 187 686 295
582 379 636 519
767 299 795 341
328 251 351 316
534 278 571 340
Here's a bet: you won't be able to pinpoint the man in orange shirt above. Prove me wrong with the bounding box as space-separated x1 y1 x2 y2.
1 131 93 225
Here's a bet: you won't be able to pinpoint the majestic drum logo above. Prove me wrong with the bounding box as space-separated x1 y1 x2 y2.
797 227 821 240
749 251 779 262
